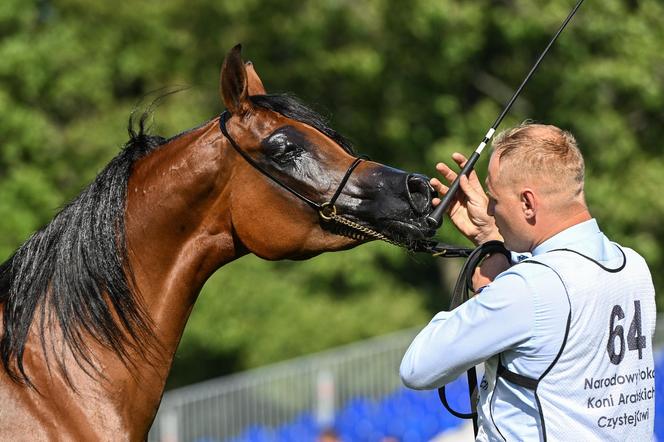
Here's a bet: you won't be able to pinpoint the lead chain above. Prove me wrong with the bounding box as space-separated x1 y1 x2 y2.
319 205 403 248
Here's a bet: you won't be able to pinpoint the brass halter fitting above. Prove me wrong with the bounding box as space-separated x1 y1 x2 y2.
318 203 337 221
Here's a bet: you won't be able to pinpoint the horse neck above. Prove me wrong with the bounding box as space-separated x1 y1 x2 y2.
0 118 248 438
124 117 243 365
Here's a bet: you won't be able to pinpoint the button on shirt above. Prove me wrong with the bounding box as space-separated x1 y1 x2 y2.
400 219 623 440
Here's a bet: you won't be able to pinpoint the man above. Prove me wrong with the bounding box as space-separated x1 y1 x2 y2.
400 123 656 441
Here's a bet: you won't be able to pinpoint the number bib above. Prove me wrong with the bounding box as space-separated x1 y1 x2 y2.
521 247 656 441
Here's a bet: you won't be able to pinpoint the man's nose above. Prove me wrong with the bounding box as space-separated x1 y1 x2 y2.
487 201 495 217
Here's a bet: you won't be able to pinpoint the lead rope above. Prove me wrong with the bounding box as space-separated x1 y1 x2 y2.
438 241 512 437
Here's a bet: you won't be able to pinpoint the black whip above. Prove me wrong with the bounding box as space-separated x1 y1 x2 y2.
426 0 586 229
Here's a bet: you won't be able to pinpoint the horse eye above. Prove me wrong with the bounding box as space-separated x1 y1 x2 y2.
262 132 304 164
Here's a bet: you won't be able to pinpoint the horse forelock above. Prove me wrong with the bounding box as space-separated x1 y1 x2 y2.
0 112 166 387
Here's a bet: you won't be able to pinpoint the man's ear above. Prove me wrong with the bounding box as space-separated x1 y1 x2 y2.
521 189 537 219
245 61 266 96
220 44 251 115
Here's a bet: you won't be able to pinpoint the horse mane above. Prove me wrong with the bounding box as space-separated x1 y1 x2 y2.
0 111 166 386
0 92 350 387
250 94 356 155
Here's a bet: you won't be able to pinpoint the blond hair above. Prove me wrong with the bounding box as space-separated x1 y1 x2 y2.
492 123 585 200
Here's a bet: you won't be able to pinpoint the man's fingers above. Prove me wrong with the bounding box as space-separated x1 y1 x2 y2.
435 162 458 184
459 175 488 207
452 152 468 168
430 177 449 195
436 153 485 197
464 169 484 193
459 174 479 199
452 152 484 189
468 170 482 187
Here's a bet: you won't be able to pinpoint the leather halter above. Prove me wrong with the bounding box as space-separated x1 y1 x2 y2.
219 111 474 257
219 111 364 217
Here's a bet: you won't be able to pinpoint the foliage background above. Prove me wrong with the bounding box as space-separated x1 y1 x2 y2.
0 0 662 388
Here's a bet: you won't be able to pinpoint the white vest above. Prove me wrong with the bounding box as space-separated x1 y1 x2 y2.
481 246 656 441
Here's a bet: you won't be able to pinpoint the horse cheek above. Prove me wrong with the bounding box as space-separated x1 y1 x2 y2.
229 186 312 260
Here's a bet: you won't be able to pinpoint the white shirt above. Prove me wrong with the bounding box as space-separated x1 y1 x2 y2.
400 219 655 440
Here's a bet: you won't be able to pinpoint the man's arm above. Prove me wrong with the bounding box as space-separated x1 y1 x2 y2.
399 271 533 389
400 153 525 389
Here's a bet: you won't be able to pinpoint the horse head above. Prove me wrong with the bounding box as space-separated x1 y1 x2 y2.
219 45 436 260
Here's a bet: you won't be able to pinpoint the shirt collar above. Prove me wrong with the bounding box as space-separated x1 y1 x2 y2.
531 219 600 256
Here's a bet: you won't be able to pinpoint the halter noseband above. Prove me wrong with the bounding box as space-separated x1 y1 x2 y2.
219 111 364 219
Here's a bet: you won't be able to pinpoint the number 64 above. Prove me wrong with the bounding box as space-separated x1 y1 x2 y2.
607 300 646 365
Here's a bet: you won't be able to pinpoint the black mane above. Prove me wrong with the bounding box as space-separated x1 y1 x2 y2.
0 112 166 386
0 93 350 386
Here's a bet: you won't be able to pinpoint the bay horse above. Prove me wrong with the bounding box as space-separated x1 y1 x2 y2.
0 45 436 440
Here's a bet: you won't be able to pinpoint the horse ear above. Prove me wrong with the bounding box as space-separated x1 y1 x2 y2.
220 44 251 115
245 61 266 96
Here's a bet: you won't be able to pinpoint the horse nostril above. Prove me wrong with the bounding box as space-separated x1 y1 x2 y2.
406 174 433 215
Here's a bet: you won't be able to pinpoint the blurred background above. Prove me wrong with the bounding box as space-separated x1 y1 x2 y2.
1 0 663 440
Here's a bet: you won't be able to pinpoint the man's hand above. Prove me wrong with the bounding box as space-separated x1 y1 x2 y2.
472 253 510 292
430 153 502 246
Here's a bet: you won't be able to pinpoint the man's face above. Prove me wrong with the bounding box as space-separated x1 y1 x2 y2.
486 153 530 252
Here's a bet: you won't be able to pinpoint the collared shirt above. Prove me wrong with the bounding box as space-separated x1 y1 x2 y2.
400 219 627 440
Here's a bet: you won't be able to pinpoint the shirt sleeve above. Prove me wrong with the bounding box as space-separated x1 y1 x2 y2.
400 271 535 390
